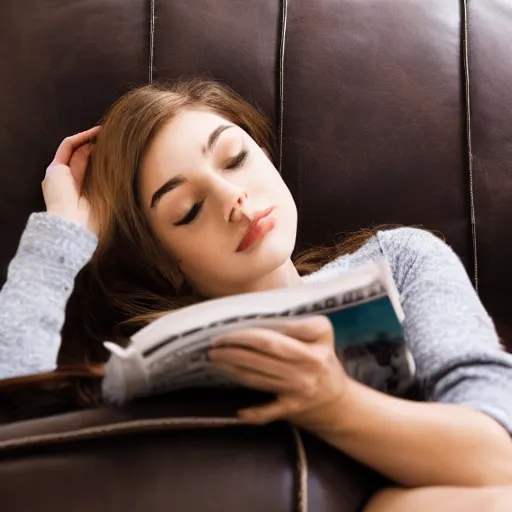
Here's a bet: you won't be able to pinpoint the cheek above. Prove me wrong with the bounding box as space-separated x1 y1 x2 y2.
145 215 185 264
248 157 283 191
258 165 294 205
158 228 214 272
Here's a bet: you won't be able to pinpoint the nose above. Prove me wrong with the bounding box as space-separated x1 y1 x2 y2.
229 191 252 223
208 173 253 223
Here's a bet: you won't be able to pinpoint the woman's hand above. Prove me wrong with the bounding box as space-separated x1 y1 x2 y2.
208 315 350 428
42 126 101 236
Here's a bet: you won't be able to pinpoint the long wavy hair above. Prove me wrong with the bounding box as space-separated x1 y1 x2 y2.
0 78 432 420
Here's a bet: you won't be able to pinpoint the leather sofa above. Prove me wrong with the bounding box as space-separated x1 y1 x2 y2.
0 1 511 510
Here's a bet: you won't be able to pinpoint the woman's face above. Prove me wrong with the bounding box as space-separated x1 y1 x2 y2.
139 108 298 298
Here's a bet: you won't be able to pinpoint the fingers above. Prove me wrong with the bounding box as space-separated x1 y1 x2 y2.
52 126 101 167
211 316 333 359
209 346 291 379
212 362 285 394
277 315 334 344
68 142 94 184
212 327 313 362
212 357 319 398
238 396 301 425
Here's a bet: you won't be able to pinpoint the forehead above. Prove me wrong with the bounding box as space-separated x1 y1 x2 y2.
149 108 234 157
140 108 236 201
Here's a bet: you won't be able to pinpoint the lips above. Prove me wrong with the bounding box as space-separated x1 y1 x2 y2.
236 206 276 252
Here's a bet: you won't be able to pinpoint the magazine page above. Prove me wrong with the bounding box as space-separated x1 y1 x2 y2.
102 258 414 404
131 258 403 352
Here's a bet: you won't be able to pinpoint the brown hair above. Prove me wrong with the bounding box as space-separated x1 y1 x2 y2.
0 78 434 420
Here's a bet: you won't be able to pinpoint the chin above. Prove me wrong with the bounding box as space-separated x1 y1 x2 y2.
250 232 295 275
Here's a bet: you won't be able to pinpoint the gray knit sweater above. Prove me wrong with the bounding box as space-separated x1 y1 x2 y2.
1 212 512 433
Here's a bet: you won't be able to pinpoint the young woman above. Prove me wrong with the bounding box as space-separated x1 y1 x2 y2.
1 79 512 510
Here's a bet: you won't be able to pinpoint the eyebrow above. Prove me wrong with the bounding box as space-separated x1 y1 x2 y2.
150 124 233 209
150 175 186 208
203 124 232 155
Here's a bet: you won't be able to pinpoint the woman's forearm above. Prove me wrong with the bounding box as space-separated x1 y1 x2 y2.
304 379 512 488
0 213 97 379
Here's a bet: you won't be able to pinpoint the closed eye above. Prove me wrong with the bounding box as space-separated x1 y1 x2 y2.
174 149 249 227
225 149 249 170
174 200 204 226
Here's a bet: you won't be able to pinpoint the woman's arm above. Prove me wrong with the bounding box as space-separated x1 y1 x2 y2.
211 227 512 488
307 227 512 487
307 379 512 487
0 213 97 379
0 127 100 379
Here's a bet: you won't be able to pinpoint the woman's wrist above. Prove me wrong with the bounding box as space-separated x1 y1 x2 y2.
290 376 362 434
301 377 512 487
25 212 99 269
45 207 98 237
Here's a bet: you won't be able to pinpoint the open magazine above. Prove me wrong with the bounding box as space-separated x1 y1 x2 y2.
102 258 416 405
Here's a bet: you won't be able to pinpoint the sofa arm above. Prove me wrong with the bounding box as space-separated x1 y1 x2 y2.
0 389 388 512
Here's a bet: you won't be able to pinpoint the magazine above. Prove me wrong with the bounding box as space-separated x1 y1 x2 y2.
102 258 416 405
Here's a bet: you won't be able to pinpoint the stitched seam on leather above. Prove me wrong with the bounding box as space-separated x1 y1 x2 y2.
0 417 246 451
462 0 479 292
1 416 308 512
149 0 155 84
278 0 288 173
290 425 308 512
1 417 307 511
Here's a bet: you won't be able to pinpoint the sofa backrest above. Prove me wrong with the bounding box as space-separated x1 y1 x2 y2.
1 0 511 347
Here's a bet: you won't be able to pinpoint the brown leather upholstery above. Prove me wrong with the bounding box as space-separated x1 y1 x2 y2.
0 389 388 512
0 1 510 510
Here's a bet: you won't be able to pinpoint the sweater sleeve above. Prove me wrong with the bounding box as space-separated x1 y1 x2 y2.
0 212 98 379
377 227 512 435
